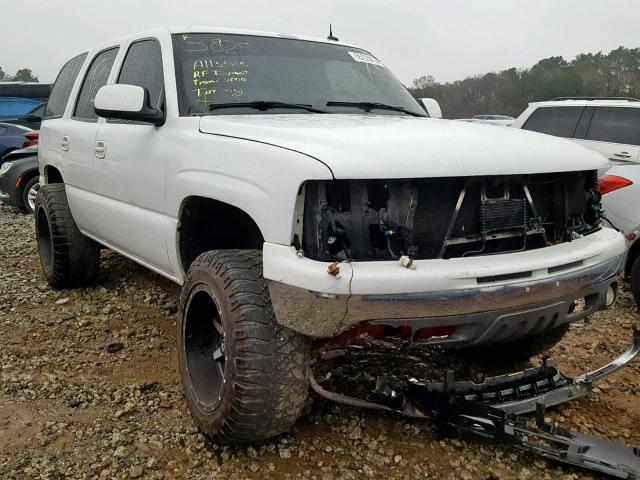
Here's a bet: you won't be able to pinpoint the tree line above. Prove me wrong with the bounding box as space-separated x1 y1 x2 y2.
0 66 39 83
409 46 640 119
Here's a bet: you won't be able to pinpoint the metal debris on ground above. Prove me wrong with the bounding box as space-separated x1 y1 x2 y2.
311 325 640 479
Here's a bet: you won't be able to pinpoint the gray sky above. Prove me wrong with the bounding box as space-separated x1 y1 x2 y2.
2 0 640 85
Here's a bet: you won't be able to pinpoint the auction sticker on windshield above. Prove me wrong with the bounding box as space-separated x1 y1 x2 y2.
348 51 384 66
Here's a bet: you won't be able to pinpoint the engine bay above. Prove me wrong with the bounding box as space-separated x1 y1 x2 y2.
300 171 602 261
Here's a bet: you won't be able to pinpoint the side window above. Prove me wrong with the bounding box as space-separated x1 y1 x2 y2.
117 39 165 110
573 106 595 139
32 104 46 117
522 106 584 138
74 47 119 121
586 107 640 146
43 53 87 120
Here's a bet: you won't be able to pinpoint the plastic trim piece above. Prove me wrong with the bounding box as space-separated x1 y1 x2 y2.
311 325 640 479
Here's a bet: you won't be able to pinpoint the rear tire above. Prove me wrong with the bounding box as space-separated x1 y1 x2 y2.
178 249 310 443
34 184 100 288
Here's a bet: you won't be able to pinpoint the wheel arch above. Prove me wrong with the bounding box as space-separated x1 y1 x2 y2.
176 196 265 274
43 165 64 184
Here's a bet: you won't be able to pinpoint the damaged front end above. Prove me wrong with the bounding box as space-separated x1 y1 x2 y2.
300 171 602 261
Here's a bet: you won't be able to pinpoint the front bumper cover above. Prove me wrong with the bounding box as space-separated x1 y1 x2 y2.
268 252 624 344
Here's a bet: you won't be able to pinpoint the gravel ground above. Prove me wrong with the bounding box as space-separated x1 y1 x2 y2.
1 202 639 480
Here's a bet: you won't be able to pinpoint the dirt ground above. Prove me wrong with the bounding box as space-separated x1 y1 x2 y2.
1 202 639 479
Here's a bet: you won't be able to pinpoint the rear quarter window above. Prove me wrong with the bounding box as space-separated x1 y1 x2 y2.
522 106 584 138
586 107 640 146
44 53 87 120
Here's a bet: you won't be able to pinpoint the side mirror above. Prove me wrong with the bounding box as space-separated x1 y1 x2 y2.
24 114 41 123
417 98 443 119
94 84 165 126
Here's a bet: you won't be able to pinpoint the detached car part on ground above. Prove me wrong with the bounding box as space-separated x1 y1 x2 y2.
0 145 39 214
34 27 628 450
312 325 640 479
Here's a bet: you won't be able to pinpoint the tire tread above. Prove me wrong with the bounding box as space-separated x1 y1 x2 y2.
178 249 310 443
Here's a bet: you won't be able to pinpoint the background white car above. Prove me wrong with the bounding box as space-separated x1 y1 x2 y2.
513 97 640 164
513 97 640 307
455 115 514 126
599 165 640 305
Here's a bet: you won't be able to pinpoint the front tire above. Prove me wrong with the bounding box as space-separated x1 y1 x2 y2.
178 250 310 443
34 184 100 288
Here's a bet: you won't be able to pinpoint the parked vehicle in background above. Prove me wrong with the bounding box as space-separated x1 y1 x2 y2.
0 82 50 120
0 145 39 213
0 122 38 158
35 27 624 443
599 165 640 307
513 97 640 307
513 97 640 165
473 114 514 126
454 115 514 126
3 102 46 129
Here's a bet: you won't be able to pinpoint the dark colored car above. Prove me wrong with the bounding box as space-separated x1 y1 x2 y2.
0 146 39 213
3 102 45 129
0 122 38 158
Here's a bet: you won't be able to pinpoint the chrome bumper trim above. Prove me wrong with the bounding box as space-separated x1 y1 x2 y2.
268 254 624 339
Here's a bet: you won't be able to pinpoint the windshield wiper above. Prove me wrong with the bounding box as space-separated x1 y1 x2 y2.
326 101 427 117
209 101 326 113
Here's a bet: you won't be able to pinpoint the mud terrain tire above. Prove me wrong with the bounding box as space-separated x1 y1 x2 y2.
34 184 100 288
178 249 310 443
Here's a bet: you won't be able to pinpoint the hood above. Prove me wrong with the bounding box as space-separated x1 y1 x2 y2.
199 114 609 179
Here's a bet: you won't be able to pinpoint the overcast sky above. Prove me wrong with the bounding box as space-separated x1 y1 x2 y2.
2 0 640 85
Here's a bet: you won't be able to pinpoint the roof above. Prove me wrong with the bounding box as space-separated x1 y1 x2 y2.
530 98 640 108
167 26 357 48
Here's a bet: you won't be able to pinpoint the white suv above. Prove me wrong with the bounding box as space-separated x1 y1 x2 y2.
513 97 640 164
36 28 625 443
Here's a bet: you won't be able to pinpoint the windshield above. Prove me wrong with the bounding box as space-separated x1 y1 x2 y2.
172 33 425 116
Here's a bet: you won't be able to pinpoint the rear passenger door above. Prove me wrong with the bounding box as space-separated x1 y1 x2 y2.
576 107 640 164
38 52 86 185
92 38 171 272
62 47 120 230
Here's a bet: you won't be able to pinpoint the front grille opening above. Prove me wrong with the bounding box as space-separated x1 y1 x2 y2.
302 171 601 262
477 270 532 284
548 260 584 274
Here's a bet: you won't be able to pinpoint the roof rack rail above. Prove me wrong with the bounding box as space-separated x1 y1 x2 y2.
551 96 640 102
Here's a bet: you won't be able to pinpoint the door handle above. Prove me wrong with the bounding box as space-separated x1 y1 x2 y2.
61 136 70 152
94 140 106 159
613 151 632 159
